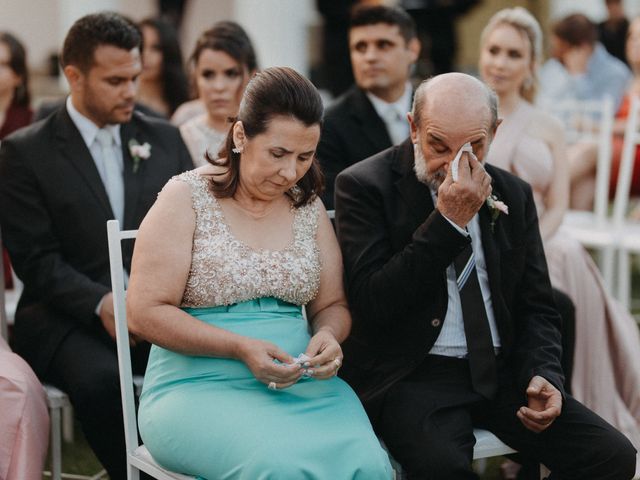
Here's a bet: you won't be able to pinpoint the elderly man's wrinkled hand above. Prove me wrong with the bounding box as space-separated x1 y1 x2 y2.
437 152 492 228
517 375 563 433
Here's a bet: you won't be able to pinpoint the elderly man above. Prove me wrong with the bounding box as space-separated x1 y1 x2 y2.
0 12 192 479
335 72 636 479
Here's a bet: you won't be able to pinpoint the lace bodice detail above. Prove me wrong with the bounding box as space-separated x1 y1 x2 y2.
173 170 321 307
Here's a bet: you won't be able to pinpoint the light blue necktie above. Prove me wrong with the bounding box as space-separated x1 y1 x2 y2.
95 129 124 224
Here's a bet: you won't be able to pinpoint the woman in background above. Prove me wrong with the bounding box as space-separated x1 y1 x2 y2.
179 21 257 166
609 16 640 200
0 36 48 476
480 7 640 477
137 17 189 118
0 32 32 290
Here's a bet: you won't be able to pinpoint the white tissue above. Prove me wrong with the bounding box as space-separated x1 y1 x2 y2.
451 142 474 182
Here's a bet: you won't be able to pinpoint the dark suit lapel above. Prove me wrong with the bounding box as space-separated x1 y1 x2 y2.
478 177 505 328
350 88 393 154
392 140 434 225
119 121 142 229
55 108 113 218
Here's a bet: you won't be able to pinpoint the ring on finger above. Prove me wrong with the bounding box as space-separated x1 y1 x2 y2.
268 381 277 390
333 357 342 369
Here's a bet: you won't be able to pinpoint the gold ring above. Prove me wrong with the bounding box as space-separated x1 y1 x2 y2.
334 358 342 369
268 381 277 390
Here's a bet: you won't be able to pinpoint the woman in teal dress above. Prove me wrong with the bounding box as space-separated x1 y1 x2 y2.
127 67 393 479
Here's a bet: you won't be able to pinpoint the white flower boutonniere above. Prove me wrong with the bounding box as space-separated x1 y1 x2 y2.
128 139 151 174
486 194 509 232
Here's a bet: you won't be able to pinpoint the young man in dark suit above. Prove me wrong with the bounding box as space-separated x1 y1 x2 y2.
0 13 193 479
317 4 420 209
335 72 636 479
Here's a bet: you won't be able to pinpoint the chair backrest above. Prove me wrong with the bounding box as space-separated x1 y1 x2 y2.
106 219 140 460
613 94 640 226
546 96 615 223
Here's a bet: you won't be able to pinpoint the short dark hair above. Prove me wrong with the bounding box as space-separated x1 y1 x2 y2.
139 17 189 115
190 21 258 74
350 5 417 44
61 12 141 72
0 32 30 106
211 67 324 207
552 14 597 47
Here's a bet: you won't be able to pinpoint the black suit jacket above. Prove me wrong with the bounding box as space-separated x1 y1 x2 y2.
318 85 392 209
335 139 565 408
0 106 193 376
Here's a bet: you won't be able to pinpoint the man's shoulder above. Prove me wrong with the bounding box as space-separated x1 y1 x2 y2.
325 85 369 119
486 163 532 199
2 110 58 150
338 142 402 185
130 110 180 135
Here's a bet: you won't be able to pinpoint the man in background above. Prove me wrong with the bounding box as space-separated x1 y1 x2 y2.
0 12 193 479
317 4 420 209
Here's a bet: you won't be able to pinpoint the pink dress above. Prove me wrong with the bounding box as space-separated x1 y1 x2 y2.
488 101 640 470
0 336 49 480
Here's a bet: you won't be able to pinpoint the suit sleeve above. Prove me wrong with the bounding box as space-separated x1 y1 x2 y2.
511 183 566 396
0 140 109 325
175 127 195 172
317 117 348 210
335 168 469 331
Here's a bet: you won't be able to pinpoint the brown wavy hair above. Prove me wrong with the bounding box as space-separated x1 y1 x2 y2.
208 66 324 208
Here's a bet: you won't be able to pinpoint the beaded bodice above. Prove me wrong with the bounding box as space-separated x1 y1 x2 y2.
174 170 321 307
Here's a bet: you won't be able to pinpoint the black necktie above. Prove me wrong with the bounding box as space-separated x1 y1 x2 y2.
454 241 498 399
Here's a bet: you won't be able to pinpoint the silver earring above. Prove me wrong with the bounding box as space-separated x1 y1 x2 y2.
232 146 243 154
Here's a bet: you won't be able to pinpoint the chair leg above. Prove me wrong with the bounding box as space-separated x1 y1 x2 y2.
601 246 615 296
50 405 62 480
618 248 630 310
62 404 74 442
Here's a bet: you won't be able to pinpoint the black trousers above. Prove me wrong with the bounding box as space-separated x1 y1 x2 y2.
45 325 150 480
373 355 636 480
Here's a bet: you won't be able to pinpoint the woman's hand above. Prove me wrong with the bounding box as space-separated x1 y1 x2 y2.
236 338 303 389
304 329 343 380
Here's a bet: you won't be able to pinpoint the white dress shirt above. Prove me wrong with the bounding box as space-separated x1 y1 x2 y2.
367 82 412 146
66 96 124 190
429 190 501 358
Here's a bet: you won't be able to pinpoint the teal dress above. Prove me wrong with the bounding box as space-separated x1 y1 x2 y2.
138 172 392 479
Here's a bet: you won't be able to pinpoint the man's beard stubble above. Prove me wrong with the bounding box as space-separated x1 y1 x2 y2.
413 142 445 192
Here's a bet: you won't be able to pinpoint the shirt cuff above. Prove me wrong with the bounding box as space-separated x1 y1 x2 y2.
441 213 469 237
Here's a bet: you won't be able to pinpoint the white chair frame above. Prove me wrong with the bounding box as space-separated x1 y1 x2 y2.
549 97 617 291
106 220 195 480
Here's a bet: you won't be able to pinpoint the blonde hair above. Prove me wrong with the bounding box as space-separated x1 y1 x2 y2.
480 7 543 103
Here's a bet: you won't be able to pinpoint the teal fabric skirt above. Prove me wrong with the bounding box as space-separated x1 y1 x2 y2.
138 298 392 479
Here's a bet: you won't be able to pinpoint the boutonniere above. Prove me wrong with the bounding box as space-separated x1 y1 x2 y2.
486 194 509 232
128 139 151 173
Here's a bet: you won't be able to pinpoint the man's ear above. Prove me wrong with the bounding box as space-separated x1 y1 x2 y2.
493 118 503 137
63 65 84 94
408 112 418 144
407 37 421 63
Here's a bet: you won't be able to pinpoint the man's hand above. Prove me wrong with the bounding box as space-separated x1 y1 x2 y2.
437 152 492 228
99 292 139 346
517 375 563 433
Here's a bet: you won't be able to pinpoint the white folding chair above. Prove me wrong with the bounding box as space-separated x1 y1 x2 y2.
547 97 617 291
615 95 640 310
106 220 195 480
